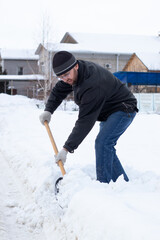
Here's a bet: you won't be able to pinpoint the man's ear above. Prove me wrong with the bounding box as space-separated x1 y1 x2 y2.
75 63 79 71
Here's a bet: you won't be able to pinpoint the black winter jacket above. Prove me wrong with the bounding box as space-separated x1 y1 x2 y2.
45 60 138 152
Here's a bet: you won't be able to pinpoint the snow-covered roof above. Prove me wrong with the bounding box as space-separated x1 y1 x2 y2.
45 42 106 53
0 49 39 60
36 42 131 55
136 52 160 70
61 32 160 54
0 74 45 81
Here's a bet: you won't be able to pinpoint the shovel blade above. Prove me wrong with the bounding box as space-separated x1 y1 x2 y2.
55 177 63 194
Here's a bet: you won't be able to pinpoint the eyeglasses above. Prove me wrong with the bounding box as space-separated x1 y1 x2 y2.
58 71 71 80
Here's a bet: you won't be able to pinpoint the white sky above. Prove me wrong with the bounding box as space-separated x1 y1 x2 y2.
0 0 160 49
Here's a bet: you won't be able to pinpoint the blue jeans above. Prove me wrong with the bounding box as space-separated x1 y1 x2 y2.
95 111 136 183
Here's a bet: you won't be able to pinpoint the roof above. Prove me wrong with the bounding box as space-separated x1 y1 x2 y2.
114 71 160 85
136 52 160 71
35 42 131 56
0 74 45 81
61 32 160 54
0 49 39 60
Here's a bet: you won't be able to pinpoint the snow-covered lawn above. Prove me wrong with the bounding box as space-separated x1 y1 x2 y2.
0 93 160 240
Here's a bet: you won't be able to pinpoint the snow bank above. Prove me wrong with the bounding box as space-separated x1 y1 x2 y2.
0 93 160 240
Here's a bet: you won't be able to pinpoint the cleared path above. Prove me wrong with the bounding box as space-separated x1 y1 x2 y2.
0 152 46 240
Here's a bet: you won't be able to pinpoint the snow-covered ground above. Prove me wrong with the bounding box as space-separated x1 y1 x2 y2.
0 93 160 240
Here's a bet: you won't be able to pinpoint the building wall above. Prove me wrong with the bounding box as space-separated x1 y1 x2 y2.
38 49 52 77
3 59 39 75
51 51 131 74
73 52 131 73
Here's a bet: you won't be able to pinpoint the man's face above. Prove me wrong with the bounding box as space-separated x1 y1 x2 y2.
58 64 79 85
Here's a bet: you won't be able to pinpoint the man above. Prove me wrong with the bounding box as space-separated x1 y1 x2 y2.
39 51 138 183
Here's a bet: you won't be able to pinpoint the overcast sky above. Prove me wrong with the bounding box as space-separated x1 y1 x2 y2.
0 0 160 50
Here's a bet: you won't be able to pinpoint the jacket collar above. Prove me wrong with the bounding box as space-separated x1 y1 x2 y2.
73 60 85 87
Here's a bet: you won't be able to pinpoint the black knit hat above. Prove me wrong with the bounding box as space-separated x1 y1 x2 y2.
52 51 77 76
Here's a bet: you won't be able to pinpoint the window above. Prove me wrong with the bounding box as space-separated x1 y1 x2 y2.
18 67 23 75
40 62 45 74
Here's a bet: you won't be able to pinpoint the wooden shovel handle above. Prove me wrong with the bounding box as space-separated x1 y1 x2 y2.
44 121 66 176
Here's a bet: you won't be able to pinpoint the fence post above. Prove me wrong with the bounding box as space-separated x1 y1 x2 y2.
152 93 155 112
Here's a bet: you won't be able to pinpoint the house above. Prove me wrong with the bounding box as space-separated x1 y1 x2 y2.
0 49 39 75
35 32 160 96
36 32 160 74
0 49 45 98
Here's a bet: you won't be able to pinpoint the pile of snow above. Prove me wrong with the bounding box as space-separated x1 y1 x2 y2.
0 93 160 240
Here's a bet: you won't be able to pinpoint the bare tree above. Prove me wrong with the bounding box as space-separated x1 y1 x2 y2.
41 14 52 101
33 13 54 101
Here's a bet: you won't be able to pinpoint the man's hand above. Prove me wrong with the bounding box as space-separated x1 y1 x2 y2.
39 111 51 125
55 148 68 164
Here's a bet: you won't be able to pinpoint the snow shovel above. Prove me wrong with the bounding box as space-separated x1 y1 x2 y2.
44 121 66 194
